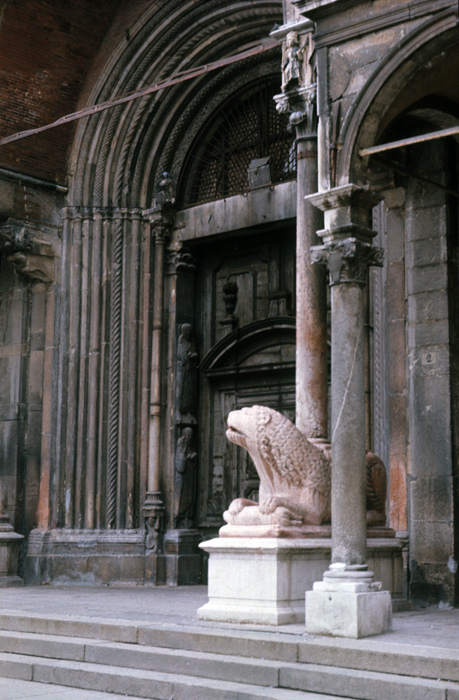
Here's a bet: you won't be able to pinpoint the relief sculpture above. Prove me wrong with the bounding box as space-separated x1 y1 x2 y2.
174 427 198 529
222 405 387 537
175 323 198 423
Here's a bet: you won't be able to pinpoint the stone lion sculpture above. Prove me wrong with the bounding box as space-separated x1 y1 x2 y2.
222 405 386 536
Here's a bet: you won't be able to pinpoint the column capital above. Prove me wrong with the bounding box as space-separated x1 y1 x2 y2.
311 237 383 286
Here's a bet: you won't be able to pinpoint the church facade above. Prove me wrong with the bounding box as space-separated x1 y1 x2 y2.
0 0 457 606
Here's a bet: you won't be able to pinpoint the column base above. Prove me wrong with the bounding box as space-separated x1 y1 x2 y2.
306 588 392 638
306 564 392 638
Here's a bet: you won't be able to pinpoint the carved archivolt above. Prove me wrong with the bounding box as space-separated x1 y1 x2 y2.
67 0 283 209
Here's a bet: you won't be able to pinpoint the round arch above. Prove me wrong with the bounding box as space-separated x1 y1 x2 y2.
335 9 458 186
66 0 283 208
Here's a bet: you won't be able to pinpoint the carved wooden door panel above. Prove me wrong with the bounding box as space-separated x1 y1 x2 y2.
195 228 296 537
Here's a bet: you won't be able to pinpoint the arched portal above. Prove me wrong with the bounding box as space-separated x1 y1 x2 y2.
26 0 304 585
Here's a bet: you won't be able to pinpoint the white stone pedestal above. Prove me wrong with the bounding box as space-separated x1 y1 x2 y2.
198 538 327 625
305 564 392 638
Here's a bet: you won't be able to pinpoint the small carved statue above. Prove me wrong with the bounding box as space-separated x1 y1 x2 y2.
174 427 198 528
155 171 175 208
223 405 387 536
145 513 162 553
176 324 198 422
282 32 303 90
220 279 239 328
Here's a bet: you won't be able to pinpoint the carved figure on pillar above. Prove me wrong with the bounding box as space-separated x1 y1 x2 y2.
176 323 198 423
154 171 175 208
145 512 163 553
174 427 198 529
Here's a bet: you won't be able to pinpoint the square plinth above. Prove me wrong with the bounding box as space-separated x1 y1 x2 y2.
306 589 392 638
198 537 330 625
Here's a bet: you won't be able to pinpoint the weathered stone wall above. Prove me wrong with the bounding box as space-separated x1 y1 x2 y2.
405 141 455 603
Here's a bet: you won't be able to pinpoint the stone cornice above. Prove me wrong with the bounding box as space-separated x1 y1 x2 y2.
295 0 456 47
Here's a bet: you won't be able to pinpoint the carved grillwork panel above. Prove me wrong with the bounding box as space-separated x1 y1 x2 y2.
180 78 296 206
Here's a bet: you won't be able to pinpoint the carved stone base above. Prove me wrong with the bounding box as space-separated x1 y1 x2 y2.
198 538 314 625
306 563 392 637
198 537 405 626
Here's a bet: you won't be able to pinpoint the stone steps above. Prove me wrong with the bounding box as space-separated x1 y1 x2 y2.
0 612 458 699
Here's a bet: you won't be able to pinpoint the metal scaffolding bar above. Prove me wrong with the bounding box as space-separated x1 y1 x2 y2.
359 125 459 157
0 39 278 148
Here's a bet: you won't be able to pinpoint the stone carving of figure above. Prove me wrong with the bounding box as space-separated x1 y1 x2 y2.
176 323 198 422
222 405 387 536
174 427 198 528
145 514 162 553
282 32 303 90
155 171 175 208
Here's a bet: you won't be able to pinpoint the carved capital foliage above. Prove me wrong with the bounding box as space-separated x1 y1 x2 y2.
311 238 384 286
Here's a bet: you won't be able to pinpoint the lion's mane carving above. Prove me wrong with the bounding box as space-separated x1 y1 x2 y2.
222 405 386 536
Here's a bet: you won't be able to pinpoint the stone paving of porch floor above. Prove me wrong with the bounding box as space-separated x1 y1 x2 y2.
0 585 458 699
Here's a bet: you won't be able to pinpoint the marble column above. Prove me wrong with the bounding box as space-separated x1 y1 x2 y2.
305 184 392 638
272 20 328 439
